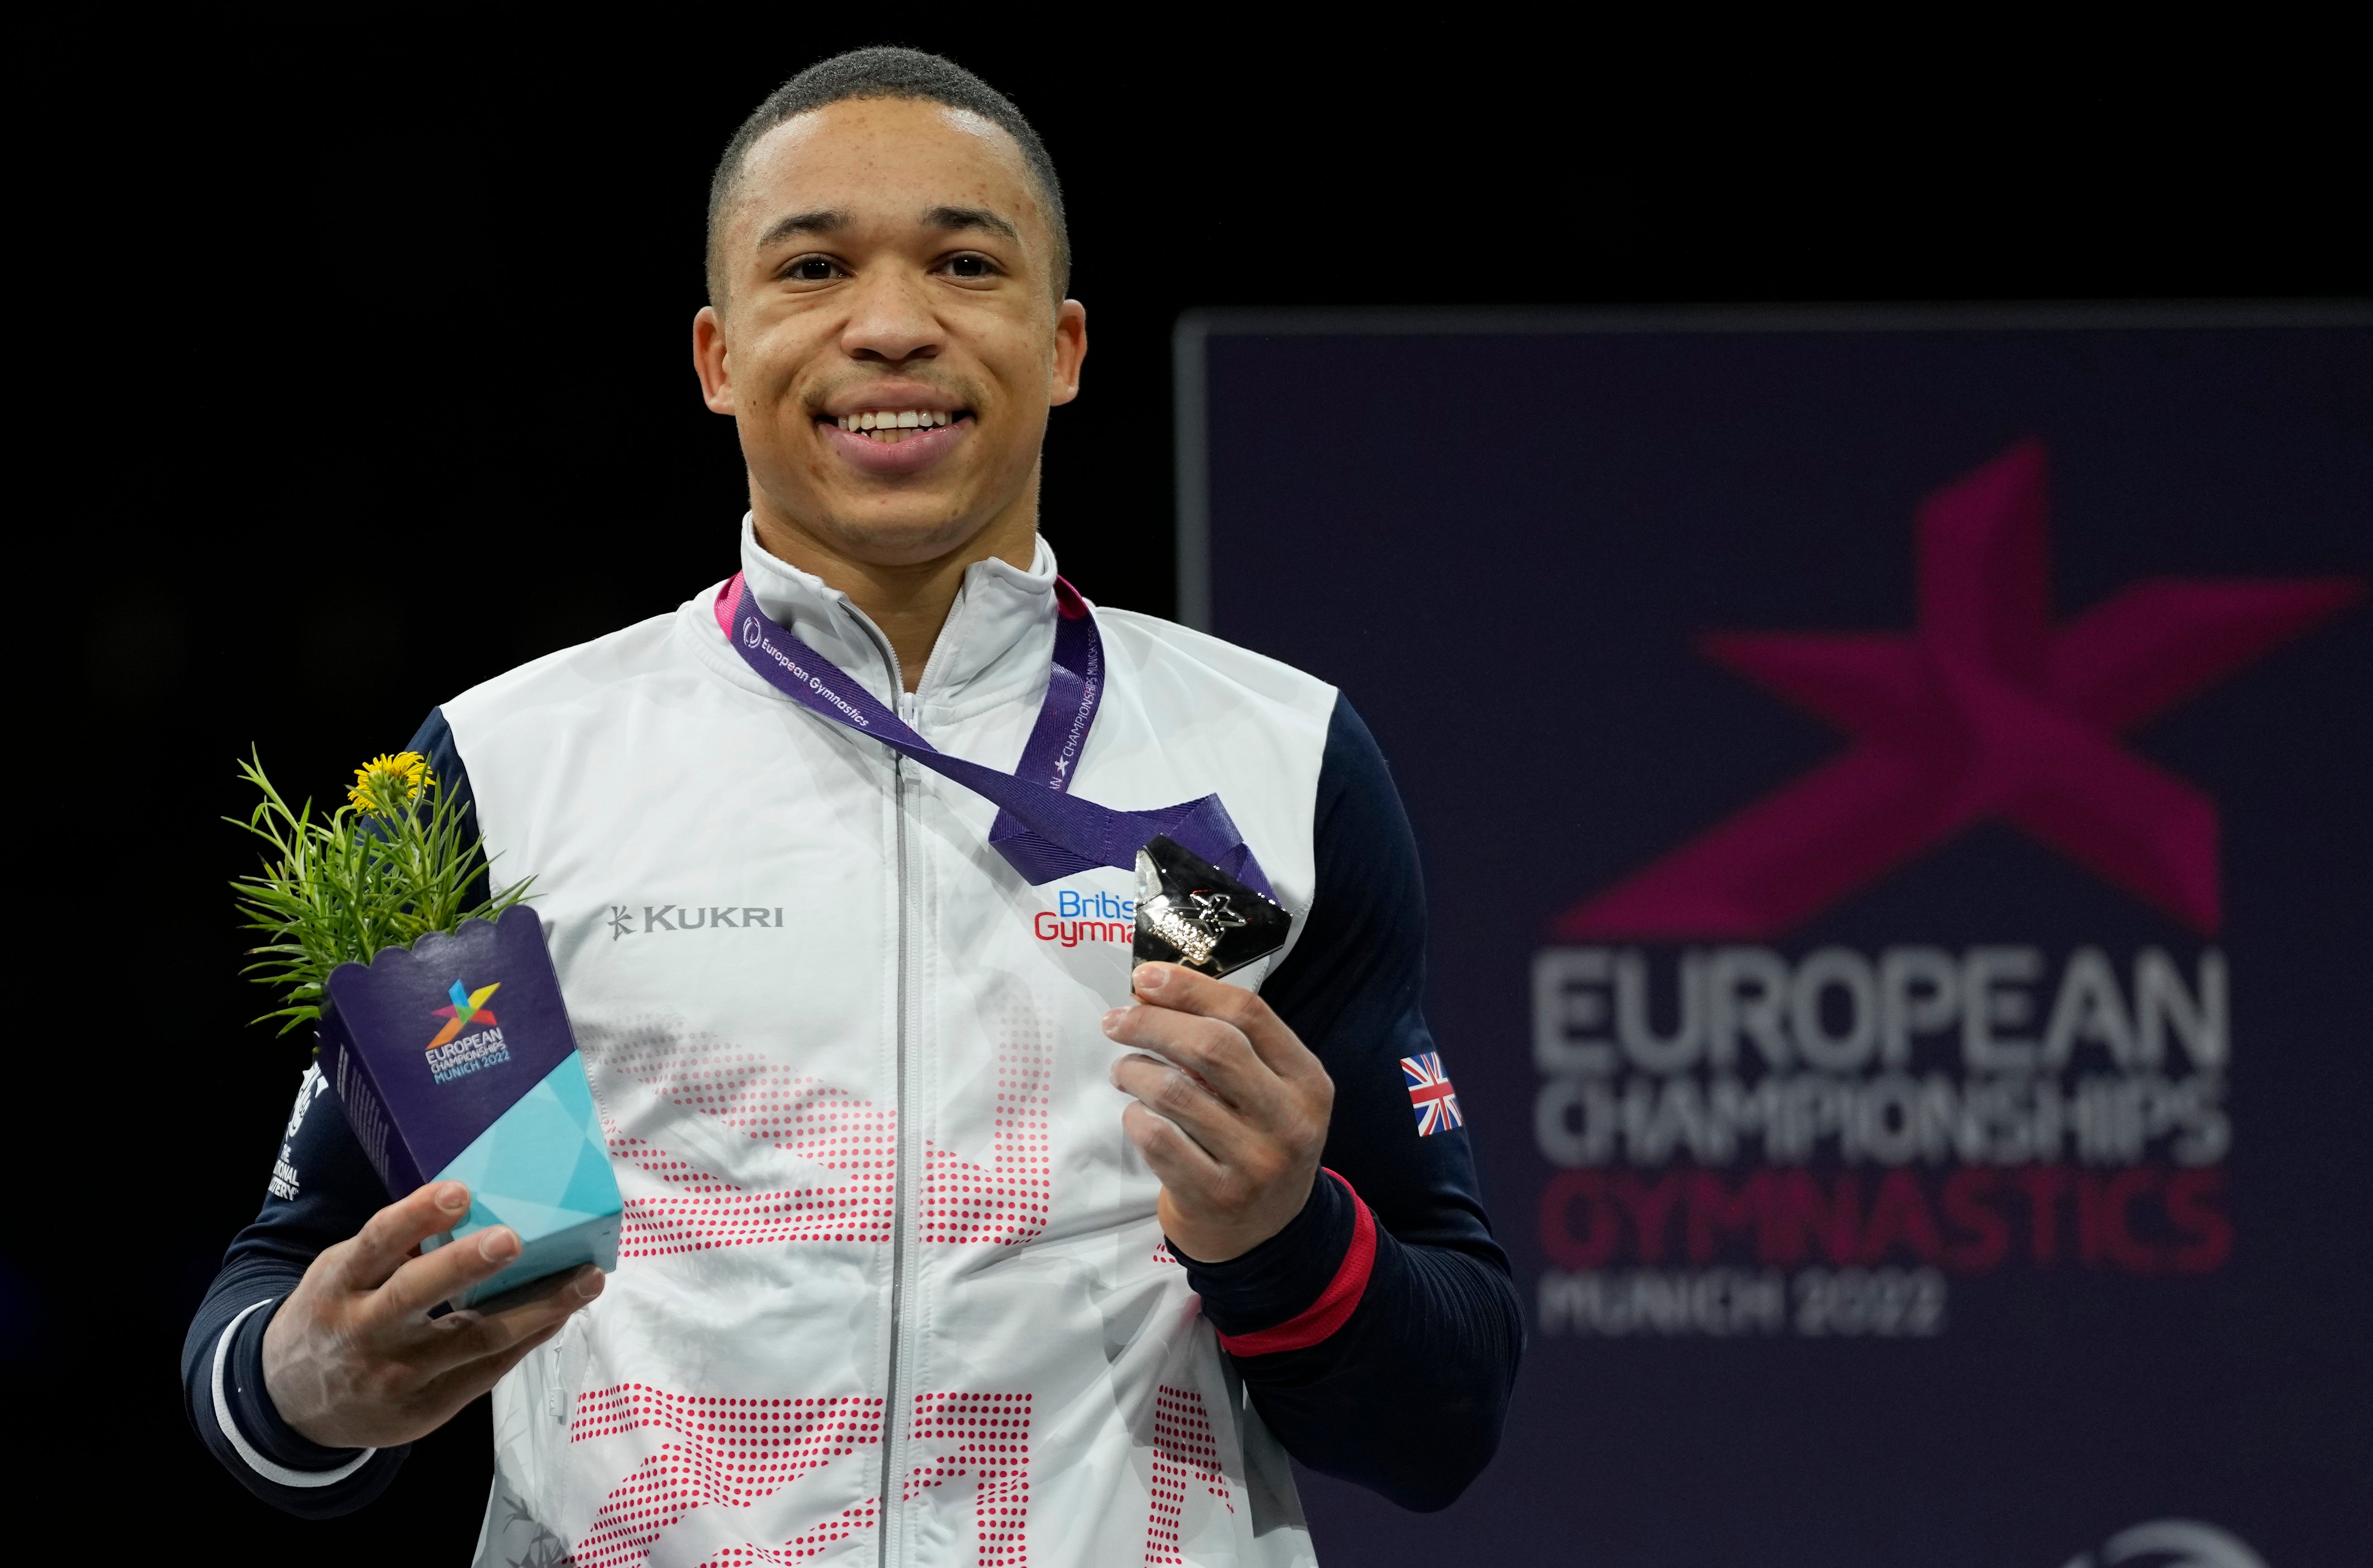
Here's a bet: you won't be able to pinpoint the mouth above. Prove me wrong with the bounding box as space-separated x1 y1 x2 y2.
814 405 974 476
820 407 969 445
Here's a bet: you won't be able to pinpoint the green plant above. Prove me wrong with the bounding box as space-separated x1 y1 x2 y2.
231 750 532 1034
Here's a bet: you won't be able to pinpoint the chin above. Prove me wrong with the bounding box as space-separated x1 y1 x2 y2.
810 503 994 564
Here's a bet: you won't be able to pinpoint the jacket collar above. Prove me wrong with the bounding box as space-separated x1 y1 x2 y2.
735 515 1061 718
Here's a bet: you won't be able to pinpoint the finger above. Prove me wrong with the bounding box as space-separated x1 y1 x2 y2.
1111 1052 1257 1164
406 1316 574 1428
370 1224 532 1323
1132 964 1328 1085
461 1259 602 1316
1121 1100 1226 1194
404 1266 606 1377
340 1182 475 1291
1103 1003 1270 1110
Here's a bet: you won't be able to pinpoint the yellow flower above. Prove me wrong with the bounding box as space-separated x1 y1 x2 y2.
348 751 435 815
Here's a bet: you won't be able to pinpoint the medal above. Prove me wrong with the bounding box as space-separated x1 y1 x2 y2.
1133 834 1292 977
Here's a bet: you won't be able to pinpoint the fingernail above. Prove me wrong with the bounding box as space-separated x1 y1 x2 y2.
1101 1008 1126 1037
1133 964 1168 992
438 1183 470 1212
479 1228 519 1262
574 1269 605 1302
1107 1059 1122 1088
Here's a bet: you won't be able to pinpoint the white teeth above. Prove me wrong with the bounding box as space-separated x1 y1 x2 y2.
833 409 958 440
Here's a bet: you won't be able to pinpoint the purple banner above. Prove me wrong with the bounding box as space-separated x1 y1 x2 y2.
1189 306 2370 1568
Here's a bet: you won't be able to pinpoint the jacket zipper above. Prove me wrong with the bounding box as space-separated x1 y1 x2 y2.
880 693 919 1567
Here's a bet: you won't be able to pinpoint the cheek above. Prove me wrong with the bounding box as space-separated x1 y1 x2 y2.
962 315 1059 404
735 319 825 406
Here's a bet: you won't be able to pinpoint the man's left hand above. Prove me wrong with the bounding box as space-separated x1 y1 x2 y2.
1105 962 1334 1262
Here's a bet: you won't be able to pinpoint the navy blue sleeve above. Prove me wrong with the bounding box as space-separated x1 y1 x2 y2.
408 707 489 906
180 709 475 1515
1172 695 1524 1511
180 1064 408 1515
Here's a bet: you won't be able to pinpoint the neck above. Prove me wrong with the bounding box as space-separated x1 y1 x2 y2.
749 482 1040 692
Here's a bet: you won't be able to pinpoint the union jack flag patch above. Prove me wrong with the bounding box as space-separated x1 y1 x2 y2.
1401 1052 1462 1136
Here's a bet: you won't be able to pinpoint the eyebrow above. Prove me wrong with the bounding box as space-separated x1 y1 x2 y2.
923 205 1019 242
753 203 1021 255
755 208 851 249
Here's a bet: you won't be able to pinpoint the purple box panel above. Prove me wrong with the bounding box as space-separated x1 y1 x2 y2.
319 905 582 1197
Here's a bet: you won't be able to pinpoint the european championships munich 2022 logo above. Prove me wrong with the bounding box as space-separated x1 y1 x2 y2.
1529 440 2362 1340
426 978 510 1084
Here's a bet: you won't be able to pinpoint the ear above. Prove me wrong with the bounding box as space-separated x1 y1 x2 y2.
693 305 736 414
1048 299 1088 407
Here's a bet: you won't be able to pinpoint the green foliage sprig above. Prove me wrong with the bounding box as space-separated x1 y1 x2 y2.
231 749 533 1033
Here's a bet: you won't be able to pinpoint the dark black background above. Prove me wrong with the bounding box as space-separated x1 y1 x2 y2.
13 16 2359 1562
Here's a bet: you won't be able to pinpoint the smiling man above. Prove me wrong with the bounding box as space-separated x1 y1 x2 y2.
183 48 1521 1566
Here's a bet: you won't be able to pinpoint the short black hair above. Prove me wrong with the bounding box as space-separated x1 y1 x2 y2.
706 47 1069 307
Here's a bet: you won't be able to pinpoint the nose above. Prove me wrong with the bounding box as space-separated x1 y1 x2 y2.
838 264 942 367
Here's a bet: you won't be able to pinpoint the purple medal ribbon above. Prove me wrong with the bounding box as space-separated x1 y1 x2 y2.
715 573 1273 896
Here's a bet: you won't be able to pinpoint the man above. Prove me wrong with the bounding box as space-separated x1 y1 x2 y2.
185 48 1521 1566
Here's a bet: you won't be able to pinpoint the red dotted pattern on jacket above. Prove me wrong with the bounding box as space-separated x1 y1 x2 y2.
601 1023 1053 1257
568 1387 882 1568
568 1385 1032 1567
1143 1385 1232 1564
900 1391 1032 1564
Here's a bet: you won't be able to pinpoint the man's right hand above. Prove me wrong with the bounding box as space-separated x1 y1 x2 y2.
261 1180 605 1450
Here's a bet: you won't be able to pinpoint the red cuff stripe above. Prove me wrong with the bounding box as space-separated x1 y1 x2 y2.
1215 1171 1377 1357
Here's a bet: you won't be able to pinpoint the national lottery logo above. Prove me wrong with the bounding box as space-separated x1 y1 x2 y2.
425 978 510 1083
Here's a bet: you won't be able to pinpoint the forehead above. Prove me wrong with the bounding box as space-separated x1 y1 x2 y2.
731 98 1044 238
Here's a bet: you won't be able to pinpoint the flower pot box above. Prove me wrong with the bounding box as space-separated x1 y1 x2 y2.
317 905 620 1307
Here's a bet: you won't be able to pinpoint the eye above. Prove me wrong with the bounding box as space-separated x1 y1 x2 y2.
784 255 842 282
943 253 997 279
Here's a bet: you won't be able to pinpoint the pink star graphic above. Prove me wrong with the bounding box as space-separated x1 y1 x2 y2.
1554 439 2361 940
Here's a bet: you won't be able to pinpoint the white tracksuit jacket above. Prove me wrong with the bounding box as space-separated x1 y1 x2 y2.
452 526 1329 1567
183 521 1520 1567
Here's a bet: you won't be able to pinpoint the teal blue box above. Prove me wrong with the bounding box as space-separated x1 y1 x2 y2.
319 907 621 1306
